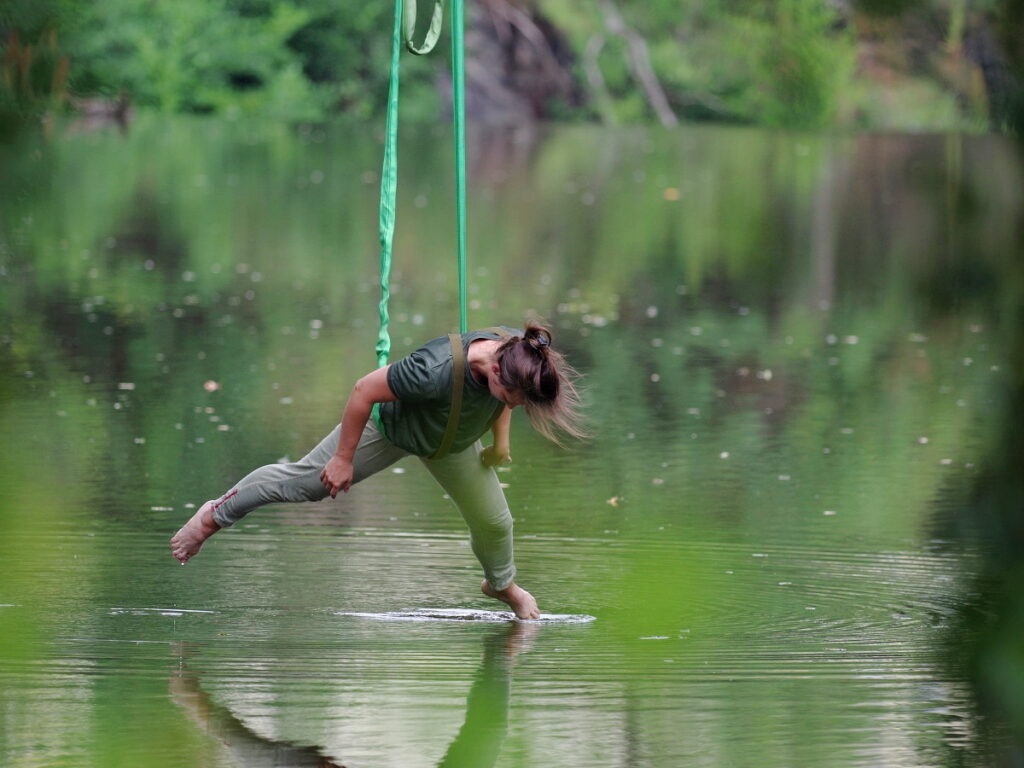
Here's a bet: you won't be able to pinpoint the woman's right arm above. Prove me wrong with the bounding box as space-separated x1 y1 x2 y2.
320 365 396 497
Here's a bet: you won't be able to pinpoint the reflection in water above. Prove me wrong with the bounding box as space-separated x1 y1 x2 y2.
437 622 536 768
170 658 344 767
940 299 1024 760
170 623 537 768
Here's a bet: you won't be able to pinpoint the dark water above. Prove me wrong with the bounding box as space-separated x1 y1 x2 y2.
1 117 1022 767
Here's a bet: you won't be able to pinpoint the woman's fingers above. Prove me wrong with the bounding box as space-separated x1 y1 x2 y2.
320 462 352 498
320 469 335 496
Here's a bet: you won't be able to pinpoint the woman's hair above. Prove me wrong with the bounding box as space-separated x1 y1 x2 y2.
495 323 588 444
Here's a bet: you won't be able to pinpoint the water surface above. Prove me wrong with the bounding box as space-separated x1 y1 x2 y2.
1 118 1021 766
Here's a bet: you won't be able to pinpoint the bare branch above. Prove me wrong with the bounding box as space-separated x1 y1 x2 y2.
582 34 618 125
594 0 679 127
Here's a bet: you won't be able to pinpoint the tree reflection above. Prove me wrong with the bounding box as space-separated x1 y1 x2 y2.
935 257 1024 762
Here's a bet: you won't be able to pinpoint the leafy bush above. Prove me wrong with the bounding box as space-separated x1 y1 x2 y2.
68 0 322 118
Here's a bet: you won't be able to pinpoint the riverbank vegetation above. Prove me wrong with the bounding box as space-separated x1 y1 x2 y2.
2 0 1022 136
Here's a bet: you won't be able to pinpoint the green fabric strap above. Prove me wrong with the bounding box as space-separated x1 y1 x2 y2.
377 0 469 371
451 0 467 333
376 0 404 369
431 333 466 459
403 0 445 55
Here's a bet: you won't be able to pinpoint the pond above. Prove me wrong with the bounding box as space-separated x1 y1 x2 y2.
1 116 1022 767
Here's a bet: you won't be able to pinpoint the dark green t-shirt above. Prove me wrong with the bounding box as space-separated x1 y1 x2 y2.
376 327 522 457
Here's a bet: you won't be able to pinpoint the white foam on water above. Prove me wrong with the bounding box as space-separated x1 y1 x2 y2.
108 607 217 616
336 608 595 624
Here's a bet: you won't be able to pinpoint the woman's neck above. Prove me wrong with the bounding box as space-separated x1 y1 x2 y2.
467 338 500 384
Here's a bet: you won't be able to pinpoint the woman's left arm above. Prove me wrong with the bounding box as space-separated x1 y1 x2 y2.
480 406 513 467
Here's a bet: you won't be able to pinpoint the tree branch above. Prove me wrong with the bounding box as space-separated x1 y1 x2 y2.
582 34 618 125
594 0 679 127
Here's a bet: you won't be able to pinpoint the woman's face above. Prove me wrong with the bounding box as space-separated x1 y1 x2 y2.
486 367 525 407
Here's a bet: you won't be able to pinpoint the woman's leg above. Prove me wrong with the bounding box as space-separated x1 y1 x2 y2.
419 443 517 591
420 445 538 618
209 422 405 528
170 422 406 561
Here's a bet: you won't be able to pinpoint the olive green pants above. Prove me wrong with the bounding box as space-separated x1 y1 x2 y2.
208 422 516 590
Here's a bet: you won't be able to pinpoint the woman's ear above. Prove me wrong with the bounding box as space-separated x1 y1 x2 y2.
491 362 501 377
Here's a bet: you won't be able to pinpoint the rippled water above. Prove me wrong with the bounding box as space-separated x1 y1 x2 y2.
0 520 981 766
1 118 1021 766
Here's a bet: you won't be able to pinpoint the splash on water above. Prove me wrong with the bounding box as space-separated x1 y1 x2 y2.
336 608 596 624
109 607 217 617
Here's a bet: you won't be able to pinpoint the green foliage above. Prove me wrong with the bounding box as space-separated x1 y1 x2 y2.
0 0 1020 130
52 0 442 122
719 1 855 128
543 0 854 129
0 0 70 139
853 0 924 17
69 0 321 118
846 72 969 130
993 0 1024 132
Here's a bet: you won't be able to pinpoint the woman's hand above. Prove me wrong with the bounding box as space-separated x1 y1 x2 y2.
320 455 354 498
482 406 513 468
480 445 511 467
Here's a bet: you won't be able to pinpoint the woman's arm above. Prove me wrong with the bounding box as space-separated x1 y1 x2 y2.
320 365 396 497
480 406 513 467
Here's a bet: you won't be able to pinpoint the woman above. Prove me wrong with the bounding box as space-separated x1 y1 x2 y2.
170 324 584 619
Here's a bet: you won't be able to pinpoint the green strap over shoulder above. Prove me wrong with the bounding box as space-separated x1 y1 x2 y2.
431 333 466 459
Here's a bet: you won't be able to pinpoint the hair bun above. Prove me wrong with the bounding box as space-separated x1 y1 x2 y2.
524 325 551 352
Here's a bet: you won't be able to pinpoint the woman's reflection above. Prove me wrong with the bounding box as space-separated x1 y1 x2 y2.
438 620 537 768
169 620 538 768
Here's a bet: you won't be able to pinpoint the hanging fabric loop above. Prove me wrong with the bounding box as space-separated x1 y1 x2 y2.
403 0 445 55
376 0 469 372
375 0 405 368
450 0 467 334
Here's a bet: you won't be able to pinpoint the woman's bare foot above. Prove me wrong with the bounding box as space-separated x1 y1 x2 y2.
481 579 540 620
170 501 220 563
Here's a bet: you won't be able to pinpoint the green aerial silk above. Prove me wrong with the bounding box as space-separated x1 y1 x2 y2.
403 0 444 55
376 0 468 370
451 0 467 335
